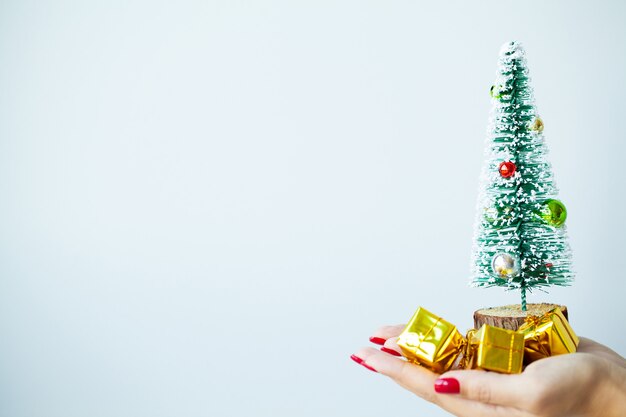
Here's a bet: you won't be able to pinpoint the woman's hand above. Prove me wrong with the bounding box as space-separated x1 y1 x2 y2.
352 325 626 417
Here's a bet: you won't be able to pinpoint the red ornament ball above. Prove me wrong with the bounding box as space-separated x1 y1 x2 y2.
498 161 517 178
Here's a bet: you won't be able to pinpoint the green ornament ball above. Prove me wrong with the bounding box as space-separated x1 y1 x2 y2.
484 206 515 224
484 207 499 223
539 199 567 227
490 85 502 99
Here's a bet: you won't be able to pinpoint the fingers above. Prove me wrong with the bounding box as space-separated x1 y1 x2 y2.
578 337 613 353
354 325 534 416
352 348 527 417
578 337 626 368
433 371 534 417
353 346 439 401
381 337 402 356
368 324 406 345
438 369 528 408
360 326 526 410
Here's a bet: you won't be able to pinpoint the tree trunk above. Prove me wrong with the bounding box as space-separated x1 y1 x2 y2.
474 303 568 331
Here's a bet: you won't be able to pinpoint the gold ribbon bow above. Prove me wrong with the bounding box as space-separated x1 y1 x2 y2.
518 308 579 364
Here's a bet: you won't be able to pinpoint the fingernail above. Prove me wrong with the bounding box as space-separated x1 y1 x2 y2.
381 347 402 357
369 336 386 345
350 354 378 373
361 362 378 372
350 354 363 364
434 378 460 394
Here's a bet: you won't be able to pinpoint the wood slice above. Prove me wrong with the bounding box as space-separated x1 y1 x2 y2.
474 303 568 331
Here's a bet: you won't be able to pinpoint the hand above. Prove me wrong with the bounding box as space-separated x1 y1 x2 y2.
352 325 626 417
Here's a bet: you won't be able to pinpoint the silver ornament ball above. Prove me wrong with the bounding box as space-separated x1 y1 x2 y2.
491 253 521 278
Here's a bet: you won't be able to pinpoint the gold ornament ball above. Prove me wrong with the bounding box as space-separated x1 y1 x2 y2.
491 253 521 278
530 117 544 133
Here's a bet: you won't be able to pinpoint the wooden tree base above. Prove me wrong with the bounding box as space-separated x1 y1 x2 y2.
474 303 568 331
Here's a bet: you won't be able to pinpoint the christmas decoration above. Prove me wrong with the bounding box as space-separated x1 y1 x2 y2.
470 41 573 311
463 324 524 374
396 306 464 374
357 42 581 382
529 116 544 133
491 252 521 278
483 205 516 226
518 308 579 365
490 84 504 99
483 207 499 223
397 306 575 374
538 199 567 227
498 161 517 178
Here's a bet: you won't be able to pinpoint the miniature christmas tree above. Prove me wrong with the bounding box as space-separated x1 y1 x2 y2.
470 41 573 313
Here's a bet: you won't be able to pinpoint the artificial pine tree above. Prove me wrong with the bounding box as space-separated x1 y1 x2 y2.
470 41 573 323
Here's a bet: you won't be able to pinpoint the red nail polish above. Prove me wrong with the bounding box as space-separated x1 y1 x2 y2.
350 354 363 364
434 378 460 394
369 336 386 345
381 347 402 357
361 362 378 373
350 355 377 372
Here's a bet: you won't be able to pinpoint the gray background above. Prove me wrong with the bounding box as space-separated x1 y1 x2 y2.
1 1 625 416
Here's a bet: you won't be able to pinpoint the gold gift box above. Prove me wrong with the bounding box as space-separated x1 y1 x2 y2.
518 308 579 364
397 307 464 374
465 324 524 374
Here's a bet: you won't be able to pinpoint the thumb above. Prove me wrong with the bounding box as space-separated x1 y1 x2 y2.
435 369 527 408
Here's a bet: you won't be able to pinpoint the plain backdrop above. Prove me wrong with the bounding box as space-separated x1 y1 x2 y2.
1 1 625 416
